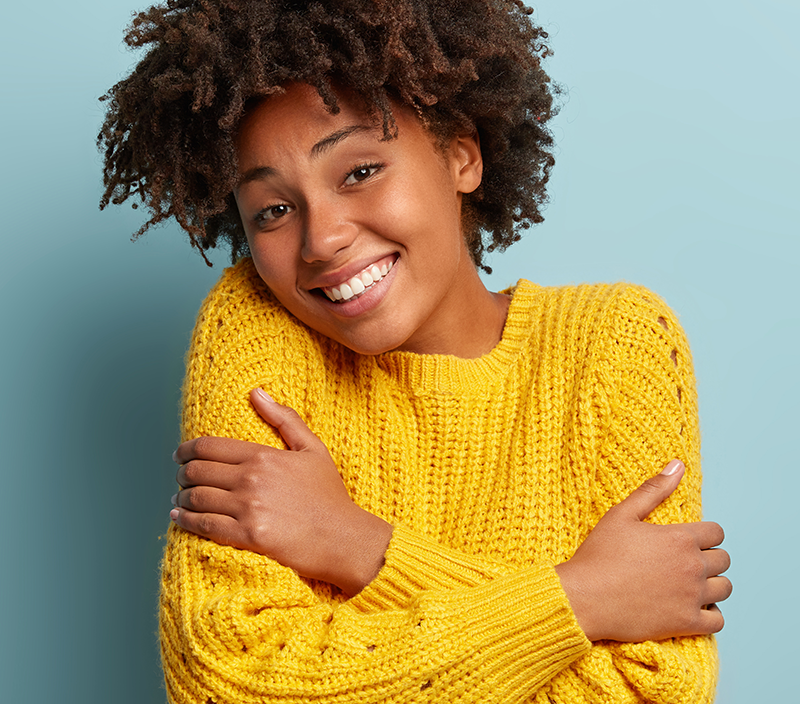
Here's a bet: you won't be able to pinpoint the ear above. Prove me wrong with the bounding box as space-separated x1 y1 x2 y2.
449 132 483 195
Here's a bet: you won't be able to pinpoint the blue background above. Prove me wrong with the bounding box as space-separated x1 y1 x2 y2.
1 1 796 701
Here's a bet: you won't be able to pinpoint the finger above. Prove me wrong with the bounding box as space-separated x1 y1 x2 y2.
176 459 237 491
250 388 323 452
679 520 725 550
170 507 244 548
702 547 731 577
696 602 725 634
173 485 236 516
617 460 685 521
704 575 733 605
174 435 256 465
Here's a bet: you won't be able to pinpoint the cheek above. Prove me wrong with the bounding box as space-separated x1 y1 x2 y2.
249 239 297 295
373 173 462 245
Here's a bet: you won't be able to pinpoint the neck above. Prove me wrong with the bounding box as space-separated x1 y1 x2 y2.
396 264 511 359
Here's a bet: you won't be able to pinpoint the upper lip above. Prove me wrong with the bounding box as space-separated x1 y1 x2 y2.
306 252 398 291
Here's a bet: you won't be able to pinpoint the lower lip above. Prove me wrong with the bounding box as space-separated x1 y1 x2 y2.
316 257 399 318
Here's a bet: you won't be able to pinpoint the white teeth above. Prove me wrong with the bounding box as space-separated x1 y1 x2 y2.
323 258 395 302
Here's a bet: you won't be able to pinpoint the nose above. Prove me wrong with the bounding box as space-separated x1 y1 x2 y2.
300 197 359 263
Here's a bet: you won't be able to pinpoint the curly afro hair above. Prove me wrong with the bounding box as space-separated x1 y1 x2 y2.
99 0 558 272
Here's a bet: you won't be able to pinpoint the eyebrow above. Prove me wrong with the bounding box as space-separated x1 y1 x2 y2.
309 125 372 158
238 124 376 186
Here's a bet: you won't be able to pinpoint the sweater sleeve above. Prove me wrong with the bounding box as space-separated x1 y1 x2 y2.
530 285 719 703
160 525 591 702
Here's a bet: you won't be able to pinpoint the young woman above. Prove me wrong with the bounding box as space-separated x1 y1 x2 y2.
100 1 731 701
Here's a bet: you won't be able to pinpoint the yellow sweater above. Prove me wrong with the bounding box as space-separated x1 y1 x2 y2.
160 258 718 703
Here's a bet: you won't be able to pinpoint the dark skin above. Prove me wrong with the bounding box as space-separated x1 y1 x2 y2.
170 84 731 641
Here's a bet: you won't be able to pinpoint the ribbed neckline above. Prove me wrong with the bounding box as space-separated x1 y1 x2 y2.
374 280 539 394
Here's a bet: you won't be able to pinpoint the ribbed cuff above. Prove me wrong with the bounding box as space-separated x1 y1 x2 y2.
425 564 591 694
348 526 591 695
350 525 508 611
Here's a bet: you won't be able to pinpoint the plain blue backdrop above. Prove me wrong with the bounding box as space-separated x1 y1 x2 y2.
1 1 797 702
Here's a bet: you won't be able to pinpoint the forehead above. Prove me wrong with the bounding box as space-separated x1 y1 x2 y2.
233 83 446 174
237 85 379 152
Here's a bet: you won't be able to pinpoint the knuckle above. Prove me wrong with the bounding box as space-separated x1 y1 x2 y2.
182 487 199 510
276 405 301 425
668 527 695 554
638 477 666 496
672 608 699 635
687 555 705 581
196 514 216 536
193 436 214 457
181 461 201 486
687 612 704 634
245 521 271 550
240 467 266 493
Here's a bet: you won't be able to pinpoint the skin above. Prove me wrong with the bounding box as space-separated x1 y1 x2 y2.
171 83 732 638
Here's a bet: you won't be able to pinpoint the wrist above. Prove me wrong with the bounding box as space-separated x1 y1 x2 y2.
554 560 601 642
329 508 393 597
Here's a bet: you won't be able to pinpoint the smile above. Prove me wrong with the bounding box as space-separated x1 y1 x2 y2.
322 258 395 303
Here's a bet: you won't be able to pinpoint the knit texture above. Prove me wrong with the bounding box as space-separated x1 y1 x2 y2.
160 258 718 703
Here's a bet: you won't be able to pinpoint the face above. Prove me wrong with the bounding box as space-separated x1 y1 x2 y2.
233 83 489 356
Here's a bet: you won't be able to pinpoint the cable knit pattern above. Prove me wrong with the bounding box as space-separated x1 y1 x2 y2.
160 257 718 703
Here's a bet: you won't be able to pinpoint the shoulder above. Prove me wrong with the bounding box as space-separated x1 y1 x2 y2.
512 279 677 327
192 257 299 340
509 280 684 367
182 258 343 442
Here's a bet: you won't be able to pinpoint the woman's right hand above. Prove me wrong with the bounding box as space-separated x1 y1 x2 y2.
171 389 393 597
555 460 732 643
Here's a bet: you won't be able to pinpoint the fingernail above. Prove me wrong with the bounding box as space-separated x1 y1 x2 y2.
170 493 178 507
170 508 179 522
172 450 178 463
255 388 274 403
661 459 684 476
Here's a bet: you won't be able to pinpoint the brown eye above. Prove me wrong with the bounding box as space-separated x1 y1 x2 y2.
256 203 292 224
344 163 381 186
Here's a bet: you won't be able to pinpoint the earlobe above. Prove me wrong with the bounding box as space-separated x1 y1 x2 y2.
451 132 483 194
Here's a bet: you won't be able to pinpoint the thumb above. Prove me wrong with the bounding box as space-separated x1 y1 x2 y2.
250 388 321 452
618 459 685 521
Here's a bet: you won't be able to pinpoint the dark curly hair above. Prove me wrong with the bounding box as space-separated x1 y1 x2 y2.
99 0 557 271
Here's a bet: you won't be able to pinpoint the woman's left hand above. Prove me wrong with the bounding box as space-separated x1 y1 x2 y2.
171 389 393 596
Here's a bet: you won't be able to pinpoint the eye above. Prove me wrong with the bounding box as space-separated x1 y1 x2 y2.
255 203 293 224
343 163 382 186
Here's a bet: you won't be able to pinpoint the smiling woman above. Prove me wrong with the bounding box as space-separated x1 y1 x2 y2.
100 1 730 702
234 84 508 356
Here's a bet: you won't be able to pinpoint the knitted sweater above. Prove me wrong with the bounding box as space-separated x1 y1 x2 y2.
160 257 718 703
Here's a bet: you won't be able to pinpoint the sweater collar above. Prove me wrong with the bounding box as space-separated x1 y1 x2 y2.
373 280 539 394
